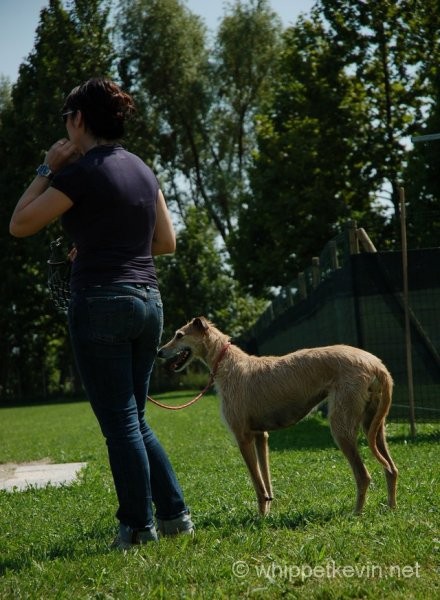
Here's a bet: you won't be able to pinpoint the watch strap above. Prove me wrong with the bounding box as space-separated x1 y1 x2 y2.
36 164 54 179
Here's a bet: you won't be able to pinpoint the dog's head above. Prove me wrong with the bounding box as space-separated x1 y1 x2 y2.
158 317 212 372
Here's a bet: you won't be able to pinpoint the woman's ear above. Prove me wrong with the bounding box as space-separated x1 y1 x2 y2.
72 110 84 128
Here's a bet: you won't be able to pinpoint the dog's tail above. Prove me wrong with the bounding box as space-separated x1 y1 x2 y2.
367 367 394 473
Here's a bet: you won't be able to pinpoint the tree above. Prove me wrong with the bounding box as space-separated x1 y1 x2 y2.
116 0 281 248
230 0 440 294
317 0 439 228
0 0 114 401
231 16 386 294
0 76 12 124
401 0 440 249
156 206 266 341
405 73 440 249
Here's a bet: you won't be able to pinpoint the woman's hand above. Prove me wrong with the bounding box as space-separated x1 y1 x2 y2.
45 138 81 174
9 140 79 237
67 245 77 262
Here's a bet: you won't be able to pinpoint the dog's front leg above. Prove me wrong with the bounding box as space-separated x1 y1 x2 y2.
255 432 273 502
237 434 272 516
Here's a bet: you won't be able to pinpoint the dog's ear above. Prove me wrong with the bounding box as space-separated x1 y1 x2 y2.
192 317 210 333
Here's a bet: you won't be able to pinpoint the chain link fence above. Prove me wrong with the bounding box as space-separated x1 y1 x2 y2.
240 222 440 423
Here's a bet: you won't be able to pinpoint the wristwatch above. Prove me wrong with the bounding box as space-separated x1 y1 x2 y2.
36 163 53 179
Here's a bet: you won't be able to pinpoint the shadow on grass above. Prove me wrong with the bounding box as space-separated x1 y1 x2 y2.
387 429 440 445
0 508 340 576
0 389 212 411
196 506 343 532
0 549 70 577
268 416 335 451
0 395 88 410
268 415 440 451
0 538 111 576
266 507 346 530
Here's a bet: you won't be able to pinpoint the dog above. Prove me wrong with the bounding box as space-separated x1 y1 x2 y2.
158 317 398 516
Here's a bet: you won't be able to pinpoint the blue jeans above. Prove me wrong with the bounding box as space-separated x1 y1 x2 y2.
68 283 188 530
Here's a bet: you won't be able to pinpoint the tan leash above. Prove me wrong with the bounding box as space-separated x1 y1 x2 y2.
147 342 231 411
147 379 214 410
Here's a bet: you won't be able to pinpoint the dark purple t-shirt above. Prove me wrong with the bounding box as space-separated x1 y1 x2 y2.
52 145 159 291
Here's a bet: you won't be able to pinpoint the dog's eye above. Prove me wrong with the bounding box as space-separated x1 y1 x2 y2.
176 331 184 339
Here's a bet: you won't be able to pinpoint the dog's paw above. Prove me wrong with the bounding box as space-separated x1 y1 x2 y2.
259 499 272 516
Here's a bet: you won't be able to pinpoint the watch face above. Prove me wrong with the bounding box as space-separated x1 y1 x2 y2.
37 164 52 177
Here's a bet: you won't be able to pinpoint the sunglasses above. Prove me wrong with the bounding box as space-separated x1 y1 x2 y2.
61 110 75 123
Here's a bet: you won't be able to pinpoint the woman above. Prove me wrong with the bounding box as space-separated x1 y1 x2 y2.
10 77 193 549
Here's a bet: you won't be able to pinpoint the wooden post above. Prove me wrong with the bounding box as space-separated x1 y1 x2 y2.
356 228 377 253
399 187 416 437
329 240 339 270
311 257 320 289
298 272 307 299
347 220 359 254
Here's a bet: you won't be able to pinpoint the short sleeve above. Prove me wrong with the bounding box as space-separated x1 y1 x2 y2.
51 162 88 205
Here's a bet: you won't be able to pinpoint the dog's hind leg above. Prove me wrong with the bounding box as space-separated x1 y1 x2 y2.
362 403 398 509
255 432 273 501
329 414 371 514
237 434 272 516
375 424 398 509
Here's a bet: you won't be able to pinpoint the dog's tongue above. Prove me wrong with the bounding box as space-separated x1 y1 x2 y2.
164 349 190 372
163 357 178 372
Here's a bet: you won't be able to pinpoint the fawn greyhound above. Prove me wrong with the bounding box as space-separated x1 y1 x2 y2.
158 317 398 516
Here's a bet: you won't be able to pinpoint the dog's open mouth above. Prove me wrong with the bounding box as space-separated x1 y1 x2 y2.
164 348 192 373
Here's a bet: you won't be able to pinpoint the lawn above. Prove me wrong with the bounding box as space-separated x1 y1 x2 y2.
0 392 439 599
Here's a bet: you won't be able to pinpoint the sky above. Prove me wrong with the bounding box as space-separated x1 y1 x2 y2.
0 0 315 83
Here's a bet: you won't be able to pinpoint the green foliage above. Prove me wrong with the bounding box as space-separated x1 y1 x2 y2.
118 0 282 244
231 17 388 293
156 206 266 340
317 0 439 219
0 0 114 401
0 76 12 124
116 0 212 186
405 71 440 248
0 400 439 598
2 0 440 400
231 0 440 294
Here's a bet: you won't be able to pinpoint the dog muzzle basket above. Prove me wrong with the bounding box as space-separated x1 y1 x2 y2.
47 237 71 313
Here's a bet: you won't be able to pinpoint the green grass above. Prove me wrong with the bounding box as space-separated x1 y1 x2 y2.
0 392 439 599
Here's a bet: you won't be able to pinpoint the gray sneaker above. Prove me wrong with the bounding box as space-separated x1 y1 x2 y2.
111 523 158 550
157 512 195 537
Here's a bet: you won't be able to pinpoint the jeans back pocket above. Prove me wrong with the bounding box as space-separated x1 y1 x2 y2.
87 296 136 343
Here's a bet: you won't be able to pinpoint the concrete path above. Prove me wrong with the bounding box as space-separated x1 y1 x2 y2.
0 460 87 492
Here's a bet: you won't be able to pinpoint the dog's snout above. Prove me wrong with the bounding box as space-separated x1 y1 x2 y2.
157 348 165 359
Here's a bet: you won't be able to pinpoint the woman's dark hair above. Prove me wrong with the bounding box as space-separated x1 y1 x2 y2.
63 78 135 140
